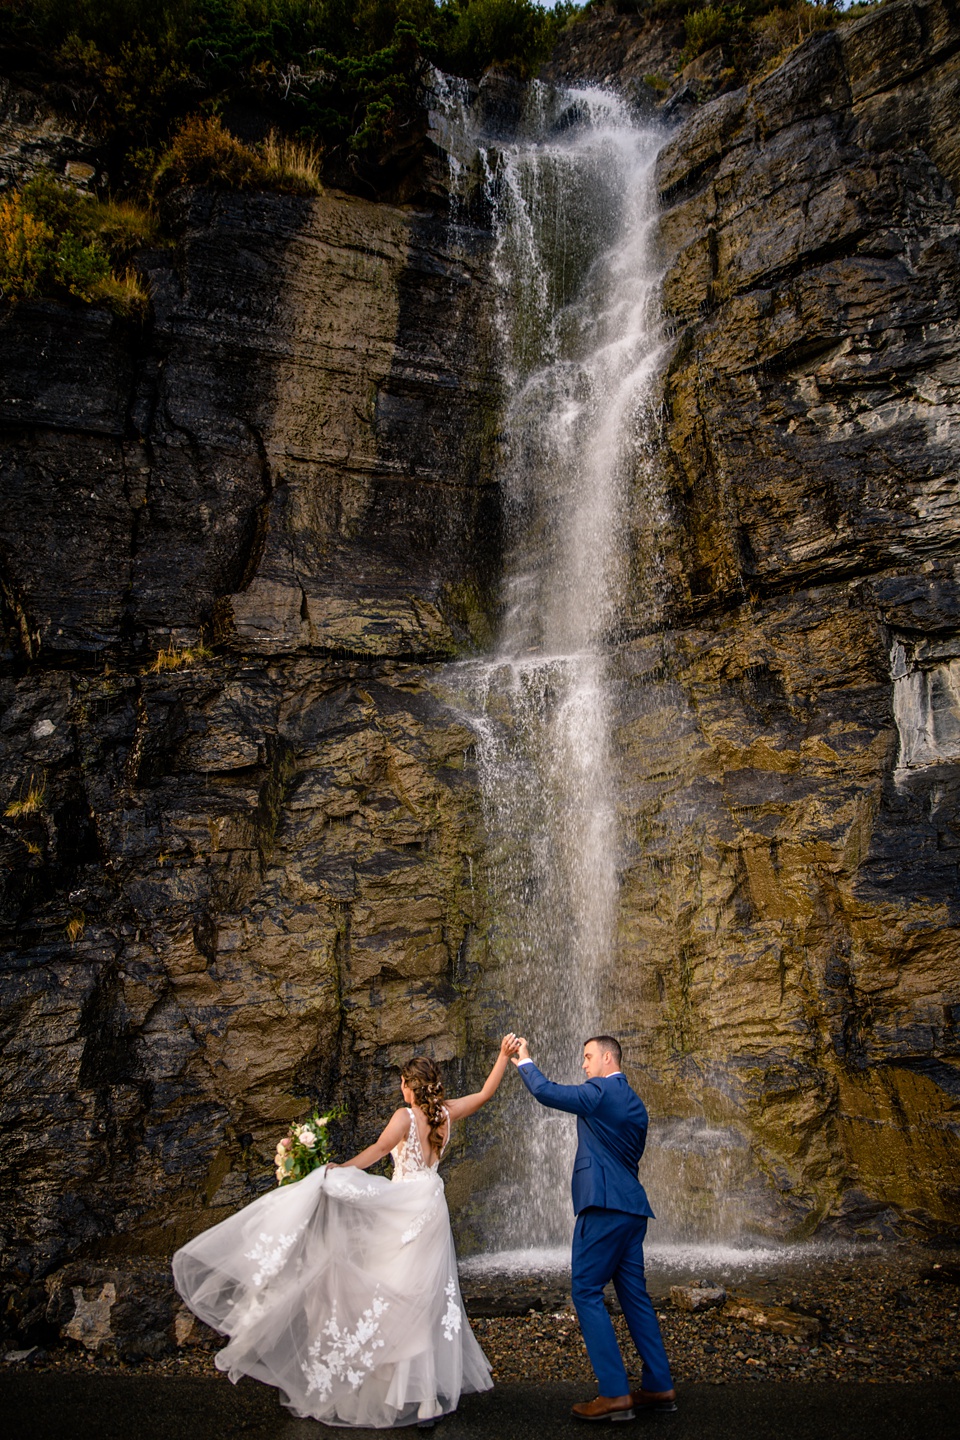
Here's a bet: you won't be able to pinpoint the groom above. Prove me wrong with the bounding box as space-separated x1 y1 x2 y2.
512 1035 675 1422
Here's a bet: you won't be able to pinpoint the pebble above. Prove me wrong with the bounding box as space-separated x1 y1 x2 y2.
471 1250 960 1386
13 1249 960 1387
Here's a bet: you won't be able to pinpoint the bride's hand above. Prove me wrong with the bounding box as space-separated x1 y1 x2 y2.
500 1032 520 1058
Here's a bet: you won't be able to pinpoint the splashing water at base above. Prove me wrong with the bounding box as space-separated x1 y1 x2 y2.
436 80 670 1250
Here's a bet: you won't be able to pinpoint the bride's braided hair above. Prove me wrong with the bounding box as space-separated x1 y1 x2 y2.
401 1056 446 1154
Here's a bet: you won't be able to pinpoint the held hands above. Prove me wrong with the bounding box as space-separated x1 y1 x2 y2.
510 1036 531 1066
500 1032 521 1060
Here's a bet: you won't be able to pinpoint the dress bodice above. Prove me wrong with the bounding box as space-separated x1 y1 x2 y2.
391 1106 449 1182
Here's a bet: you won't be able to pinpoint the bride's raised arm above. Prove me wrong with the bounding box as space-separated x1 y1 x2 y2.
445 1034 519 1122
332 1107 410 1170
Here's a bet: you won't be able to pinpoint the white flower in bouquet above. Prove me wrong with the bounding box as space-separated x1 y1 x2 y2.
273 1103 344 1185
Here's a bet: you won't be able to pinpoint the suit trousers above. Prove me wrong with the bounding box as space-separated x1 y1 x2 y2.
571 1208 673 1396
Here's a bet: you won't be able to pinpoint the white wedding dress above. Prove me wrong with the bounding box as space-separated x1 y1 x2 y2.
172 1109 492 1427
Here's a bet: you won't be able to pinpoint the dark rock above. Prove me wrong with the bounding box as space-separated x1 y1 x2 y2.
0 187 500 663
42 1263 192 1356
0 75 99 189
541 8 684 94
920 1262 960 1286
1 0 960 1345
621 0 960 1238
0 146 500 1297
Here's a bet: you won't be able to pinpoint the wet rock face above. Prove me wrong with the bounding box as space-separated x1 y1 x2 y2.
0 180 498 1287
2 0 960 1318
540 7 684 98
619 0 960 1237
0 655 486 1280
0 188 499 664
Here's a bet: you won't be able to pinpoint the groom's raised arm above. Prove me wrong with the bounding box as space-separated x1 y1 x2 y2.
515 1060 604 1116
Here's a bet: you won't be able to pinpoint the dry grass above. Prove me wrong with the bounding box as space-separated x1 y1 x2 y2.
91 198 162 262
148 639 214 673
261 130 324 193
65 913 86 944
88 267 149 318
162 116 323 196
751 2 839 69
5 778 46 817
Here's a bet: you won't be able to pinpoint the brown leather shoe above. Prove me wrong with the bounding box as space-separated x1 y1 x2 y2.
572 1395 636 1422
630 1387 677 1413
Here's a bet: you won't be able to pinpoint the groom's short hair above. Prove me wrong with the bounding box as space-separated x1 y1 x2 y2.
585 1034 622 1066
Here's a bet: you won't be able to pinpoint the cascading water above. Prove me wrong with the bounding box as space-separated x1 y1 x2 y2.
435 78 670 1251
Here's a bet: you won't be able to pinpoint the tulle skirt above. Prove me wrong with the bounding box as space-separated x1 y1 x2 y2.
172 1165 493 1428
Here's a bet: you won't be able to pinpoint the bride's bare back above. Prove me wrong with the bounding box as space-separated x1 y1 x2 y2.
333 1034 519 1175
392 1105 450 1178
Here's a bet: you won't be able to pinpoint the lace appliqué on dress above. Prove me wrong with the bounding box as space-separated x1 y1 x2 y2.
391 1106 449 1184
401 1190 442 1245
244 1229 300 1286
301 1295 390 1399
441 1275 461 1341
331 1178 368 1198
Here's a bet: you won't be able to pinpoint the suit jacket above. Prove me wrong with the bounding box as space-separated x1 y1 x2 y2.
517 1062 654 1218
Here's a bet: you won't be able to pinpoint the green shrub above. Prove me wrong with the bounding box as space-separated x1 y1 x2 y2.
436 0 577 80
0 196 53 300
681 4 746 63
0 1 580 183
54 230 112 296
0 175 151 316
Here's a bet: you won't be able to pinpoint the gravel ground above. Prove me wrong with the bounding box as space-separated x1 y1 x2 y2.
471 1250 960 1386
7 1248 959 1388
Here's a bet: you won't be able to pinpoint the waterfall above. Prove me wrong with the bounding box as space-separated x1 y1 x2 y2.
435 78 668 1251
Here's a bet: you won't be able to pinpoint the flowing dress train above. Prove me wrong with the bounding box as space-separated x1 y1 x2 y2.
172 1108 492 1428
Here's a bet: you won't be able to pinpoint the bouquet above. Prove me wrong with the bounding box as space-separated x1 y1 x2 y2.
274 1105 344 1185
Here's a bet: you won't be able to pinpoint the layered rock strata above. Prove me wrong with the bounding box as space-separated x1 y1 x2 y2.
616 0 960 1238
2 0 960 1362
0 179 500 1316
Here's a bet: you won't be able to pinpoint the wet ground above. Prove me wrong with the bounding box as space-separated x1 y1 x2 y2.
461 1243 960 1384
4 1244 959 1436
2 1375 959 1440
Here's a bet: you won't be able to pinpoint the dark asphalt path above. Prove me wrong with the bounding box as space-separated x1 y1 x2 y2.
3 1376 960 1440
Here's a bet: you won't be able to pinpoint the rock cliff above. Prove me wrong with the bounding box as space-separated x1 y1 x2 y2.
0 166 501 1347
1 0 959 1359
615 0 960 1238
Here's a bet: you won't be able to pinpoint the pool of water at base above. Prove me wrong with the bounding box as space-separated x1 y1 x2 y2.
459 1241 893 1294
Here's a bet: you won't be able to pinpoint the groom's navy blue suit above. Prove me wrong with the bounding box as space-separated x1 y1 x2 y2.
517 1061 673 1396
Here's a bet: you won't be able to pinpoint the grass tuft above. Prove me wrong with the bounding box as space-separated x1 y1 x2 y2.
65 913 86 943
260 130 324 193
160 116 323 195
5 778 46 817
148 638 214 673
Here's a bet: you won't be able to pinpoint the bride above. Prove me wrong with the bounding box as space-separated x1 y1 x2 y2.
172 1034 520 1429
